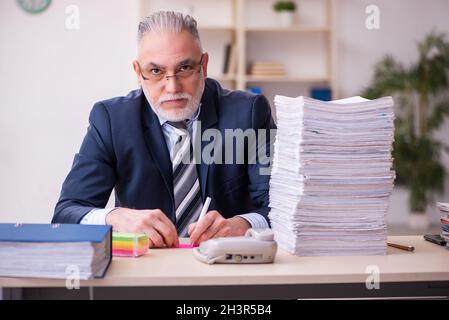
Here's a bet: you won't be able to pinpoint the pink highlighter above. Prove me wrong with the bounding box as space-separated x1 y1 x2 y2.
176 244 199 248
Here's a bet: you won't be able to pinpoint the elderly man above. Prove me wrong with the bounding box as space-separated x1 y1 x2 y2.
53 11 275 248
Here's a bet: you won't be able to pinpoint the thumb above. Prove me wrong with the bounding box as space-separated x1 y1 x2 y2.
188 222 197 236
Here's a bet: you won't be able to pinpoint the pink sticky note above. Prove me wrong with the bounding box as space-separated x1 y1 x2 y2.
176 244 199 248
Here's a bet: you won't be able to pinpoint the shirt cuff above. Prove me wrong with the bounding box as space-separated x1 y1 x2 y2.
80 208 117 225
237 213 269 229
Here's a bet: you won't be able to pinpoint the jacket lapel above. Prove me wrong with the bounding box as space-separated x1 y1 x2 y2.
197 83 218 200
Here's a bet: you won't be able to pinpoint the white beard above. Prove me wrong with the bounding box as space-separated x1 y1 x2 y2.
143 77 205 122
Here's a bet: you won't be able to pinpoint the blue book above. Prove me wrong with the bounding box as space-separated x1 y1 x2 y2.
0 223 112 279
0 223 111 243
442 224 449 233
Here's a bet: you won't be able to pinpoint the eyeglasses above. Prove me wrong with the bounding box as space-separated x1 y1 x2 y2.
137 54 204 84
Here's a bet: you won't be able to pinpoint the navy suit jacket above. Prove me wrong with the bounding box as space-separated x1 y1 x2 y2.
53 78 276 224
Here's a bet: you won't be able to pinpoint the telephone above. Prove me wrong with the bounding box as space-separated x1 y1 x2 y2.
192 228 277 264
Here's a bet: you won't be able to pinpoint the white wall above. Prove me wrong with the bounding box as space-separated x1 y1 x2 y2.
336 0 449 225
336 0 449 97
0 0 448 226
0 0 139 223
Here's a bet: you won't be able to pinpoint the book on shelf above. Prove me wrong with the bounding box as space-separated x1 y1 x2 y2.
222 42 237 77
250 61 285 77
222 43 231 75
227 43 237 76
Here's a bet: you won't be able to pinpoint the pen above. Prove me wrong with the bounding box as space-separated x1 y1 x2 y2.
189 197 212 246
387 242 415 252
198 196 212 222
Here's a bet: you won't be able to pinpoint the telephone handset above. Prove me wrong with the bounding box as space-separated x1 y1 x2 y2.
192 228 277 264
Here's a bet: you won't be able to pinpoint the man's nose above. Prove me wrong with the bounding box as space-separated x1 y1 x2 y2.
164 76 182 93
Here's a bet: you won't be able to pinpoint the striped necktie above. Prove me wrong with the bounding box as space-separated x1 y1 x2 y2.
168 121 203 236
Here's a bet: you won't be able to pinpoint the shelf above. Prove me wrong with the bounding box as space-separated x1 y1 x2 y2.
141 0 337 97
245 75 330 83
245 26 330 33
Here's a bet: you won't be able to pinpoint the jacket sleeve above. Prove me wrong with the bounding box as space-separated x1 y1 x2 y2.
246 94 277 225
52 102 117 223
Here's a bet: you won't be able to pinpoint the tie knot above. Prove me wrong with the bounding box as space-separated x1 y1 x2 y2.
167 121 187 130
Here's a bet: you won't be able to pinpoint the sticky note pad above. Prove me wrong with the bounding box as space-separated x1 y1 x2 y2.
112 232 149 257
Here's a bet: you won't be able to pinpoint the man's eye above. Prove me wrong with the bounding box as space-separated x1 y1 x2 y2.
178 65 193 72
150 68 162 75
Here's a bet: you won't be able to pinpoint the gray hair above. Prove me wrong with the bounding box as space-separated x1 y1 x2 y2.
138 11 201 48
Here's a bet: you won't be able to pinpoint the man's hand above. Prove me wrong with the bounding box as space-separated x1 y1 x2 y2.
188 210 251 245
106 208 179 248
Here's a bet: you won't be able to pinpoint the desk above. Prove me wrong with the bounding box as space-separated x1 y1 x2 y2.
1 236 448 299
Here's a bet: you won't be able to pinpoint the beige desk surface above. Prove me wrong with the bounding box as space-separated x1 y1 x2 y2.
1 236 448 288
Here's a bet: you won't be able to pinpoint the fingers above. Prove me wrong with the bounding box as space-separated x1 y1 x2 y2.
145 228 165 248
133 209 178 248
190 211 224 244
189 210 218 244
107 208 180 248
188 222 197 236
147 209 179 247
151 217 179 247
198 217 230 243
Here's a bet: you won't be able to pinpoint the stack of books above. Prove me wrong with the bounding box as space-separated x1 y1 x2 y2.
0 223 112 279
437 202 449 249
269 96 395 256
250 61 285 77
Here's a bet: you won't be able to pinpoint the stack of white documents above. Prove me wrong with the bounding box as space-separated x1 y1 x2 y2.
436 202 449 248
269 96 395 256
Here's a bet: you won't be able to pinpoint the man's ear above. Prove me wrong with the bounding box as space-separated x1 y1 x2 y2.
202 52 209 78
132 60 142 85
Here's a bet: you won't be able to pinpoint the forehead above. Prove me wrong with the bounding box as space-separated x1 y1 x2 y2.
138 30 202 65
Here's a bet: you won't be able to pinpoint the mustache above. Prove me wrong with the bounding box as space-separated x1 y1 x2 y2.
158 93 192 104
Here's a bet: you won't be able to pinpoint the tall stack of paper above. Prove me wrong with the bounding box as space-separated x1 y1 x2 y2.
0 223 112 279
269 96 395 256
437 202 449 249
